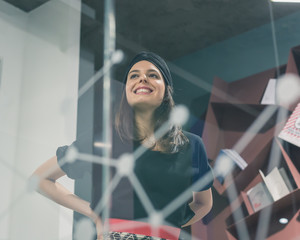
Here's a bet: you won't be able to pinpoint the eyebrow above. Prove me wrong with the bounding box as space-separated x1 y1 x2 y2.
128 69 160 74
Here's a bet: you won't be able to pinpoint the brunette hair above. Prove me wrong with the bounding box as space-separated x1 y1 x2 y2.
115 52 189 153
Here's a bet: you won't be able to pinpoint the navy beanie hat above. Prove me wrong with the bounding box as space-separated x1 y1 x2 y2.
123 51 173 89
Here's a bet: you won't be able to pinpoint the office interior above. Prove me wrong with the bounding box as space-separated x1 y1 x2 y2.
0 0 300 239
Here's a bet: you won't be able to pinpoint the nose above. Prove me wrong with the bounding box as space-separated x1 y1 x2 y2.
139 74 148 83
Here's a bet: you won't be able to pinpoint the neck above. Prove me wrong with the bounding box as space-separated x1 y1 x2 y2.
134 109 155 138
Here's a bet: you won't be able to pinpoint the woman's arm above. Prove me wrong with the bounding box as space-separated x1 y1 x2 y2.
31 156 101 229
181 188 213 228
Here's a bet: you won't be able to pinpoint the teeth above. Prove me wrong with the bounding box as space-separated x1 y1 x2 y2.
136 88 151 94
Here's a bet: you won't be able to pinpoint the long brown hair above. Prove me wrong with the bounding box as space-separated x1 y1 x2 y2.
115 84 189 154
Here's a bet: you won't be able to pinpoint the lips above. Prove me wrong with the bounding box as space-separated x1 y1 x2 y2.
134 86 153 94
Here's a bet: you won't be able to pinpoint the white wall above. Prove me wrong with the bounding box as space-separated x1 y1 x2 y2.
0 2 27 239
0 0 81 239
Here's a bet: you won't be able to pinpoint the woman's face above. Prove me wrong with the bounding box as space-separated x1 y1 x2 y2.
126 60 165 111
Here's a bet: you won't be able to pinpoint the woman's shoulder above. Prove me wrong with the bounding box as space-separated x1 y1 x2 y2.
181 130 207 156
182 130 203 144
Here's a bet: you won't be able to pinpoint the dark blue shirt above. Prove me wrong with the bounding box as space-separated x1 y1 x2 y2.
56 131 214 227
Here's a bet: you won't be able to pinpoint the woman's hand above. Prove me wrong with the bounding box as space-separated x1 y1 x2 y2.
32 156 105 238
92 215 104 240
181 189 213 227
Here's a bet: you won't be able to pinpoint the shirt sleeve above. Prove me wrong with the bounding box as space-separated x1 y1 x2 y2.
191 136 214 192
56 140 92 180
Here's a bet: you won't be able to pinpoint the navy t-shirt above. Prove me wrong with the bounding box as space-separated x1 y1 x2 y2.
56 131 214 227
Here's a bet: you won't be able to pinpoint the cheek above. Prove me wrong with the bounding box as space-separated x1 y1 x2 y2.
125 85 133 104
125 86 129 96
125 81 133 95
157 82 166 98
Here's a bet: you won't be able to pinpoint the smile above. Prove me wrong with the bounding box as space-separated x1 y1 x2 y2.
134 87 153 95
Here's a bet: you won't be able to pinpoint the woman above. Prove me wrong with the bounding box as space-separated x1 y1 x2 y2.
31 51 214 240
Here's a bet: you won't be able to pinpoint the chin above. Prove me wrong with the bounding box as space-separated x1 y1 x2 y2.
131 102 160 111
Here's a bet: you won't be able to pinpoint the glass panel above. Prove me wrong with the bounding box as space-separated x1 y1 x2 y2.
1 0 299 239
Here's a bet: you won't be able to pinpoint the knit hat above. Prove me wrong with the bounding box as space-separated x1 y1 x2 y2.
123 51 173 89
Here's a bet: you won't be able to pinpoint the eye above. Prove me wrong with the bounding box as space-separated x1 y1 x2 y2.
129 74 139 79
149 73 159 79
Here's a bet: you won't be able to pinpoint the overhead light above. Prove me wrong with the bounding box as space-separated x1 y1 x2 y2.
271 0 300 2
94 142 111 148
279 218 289 224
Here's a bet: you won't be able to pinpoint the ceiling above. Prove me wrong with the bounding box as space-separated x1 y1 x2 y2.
80 0 300 62
5 0 300 61
113 0 300 60
3 0 300 120
3 0 50 12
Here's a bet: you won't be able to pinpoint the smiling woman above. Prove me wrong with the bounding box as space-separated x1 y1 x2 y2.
126 60 166 112
115 52 188 153
32 51 214 240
